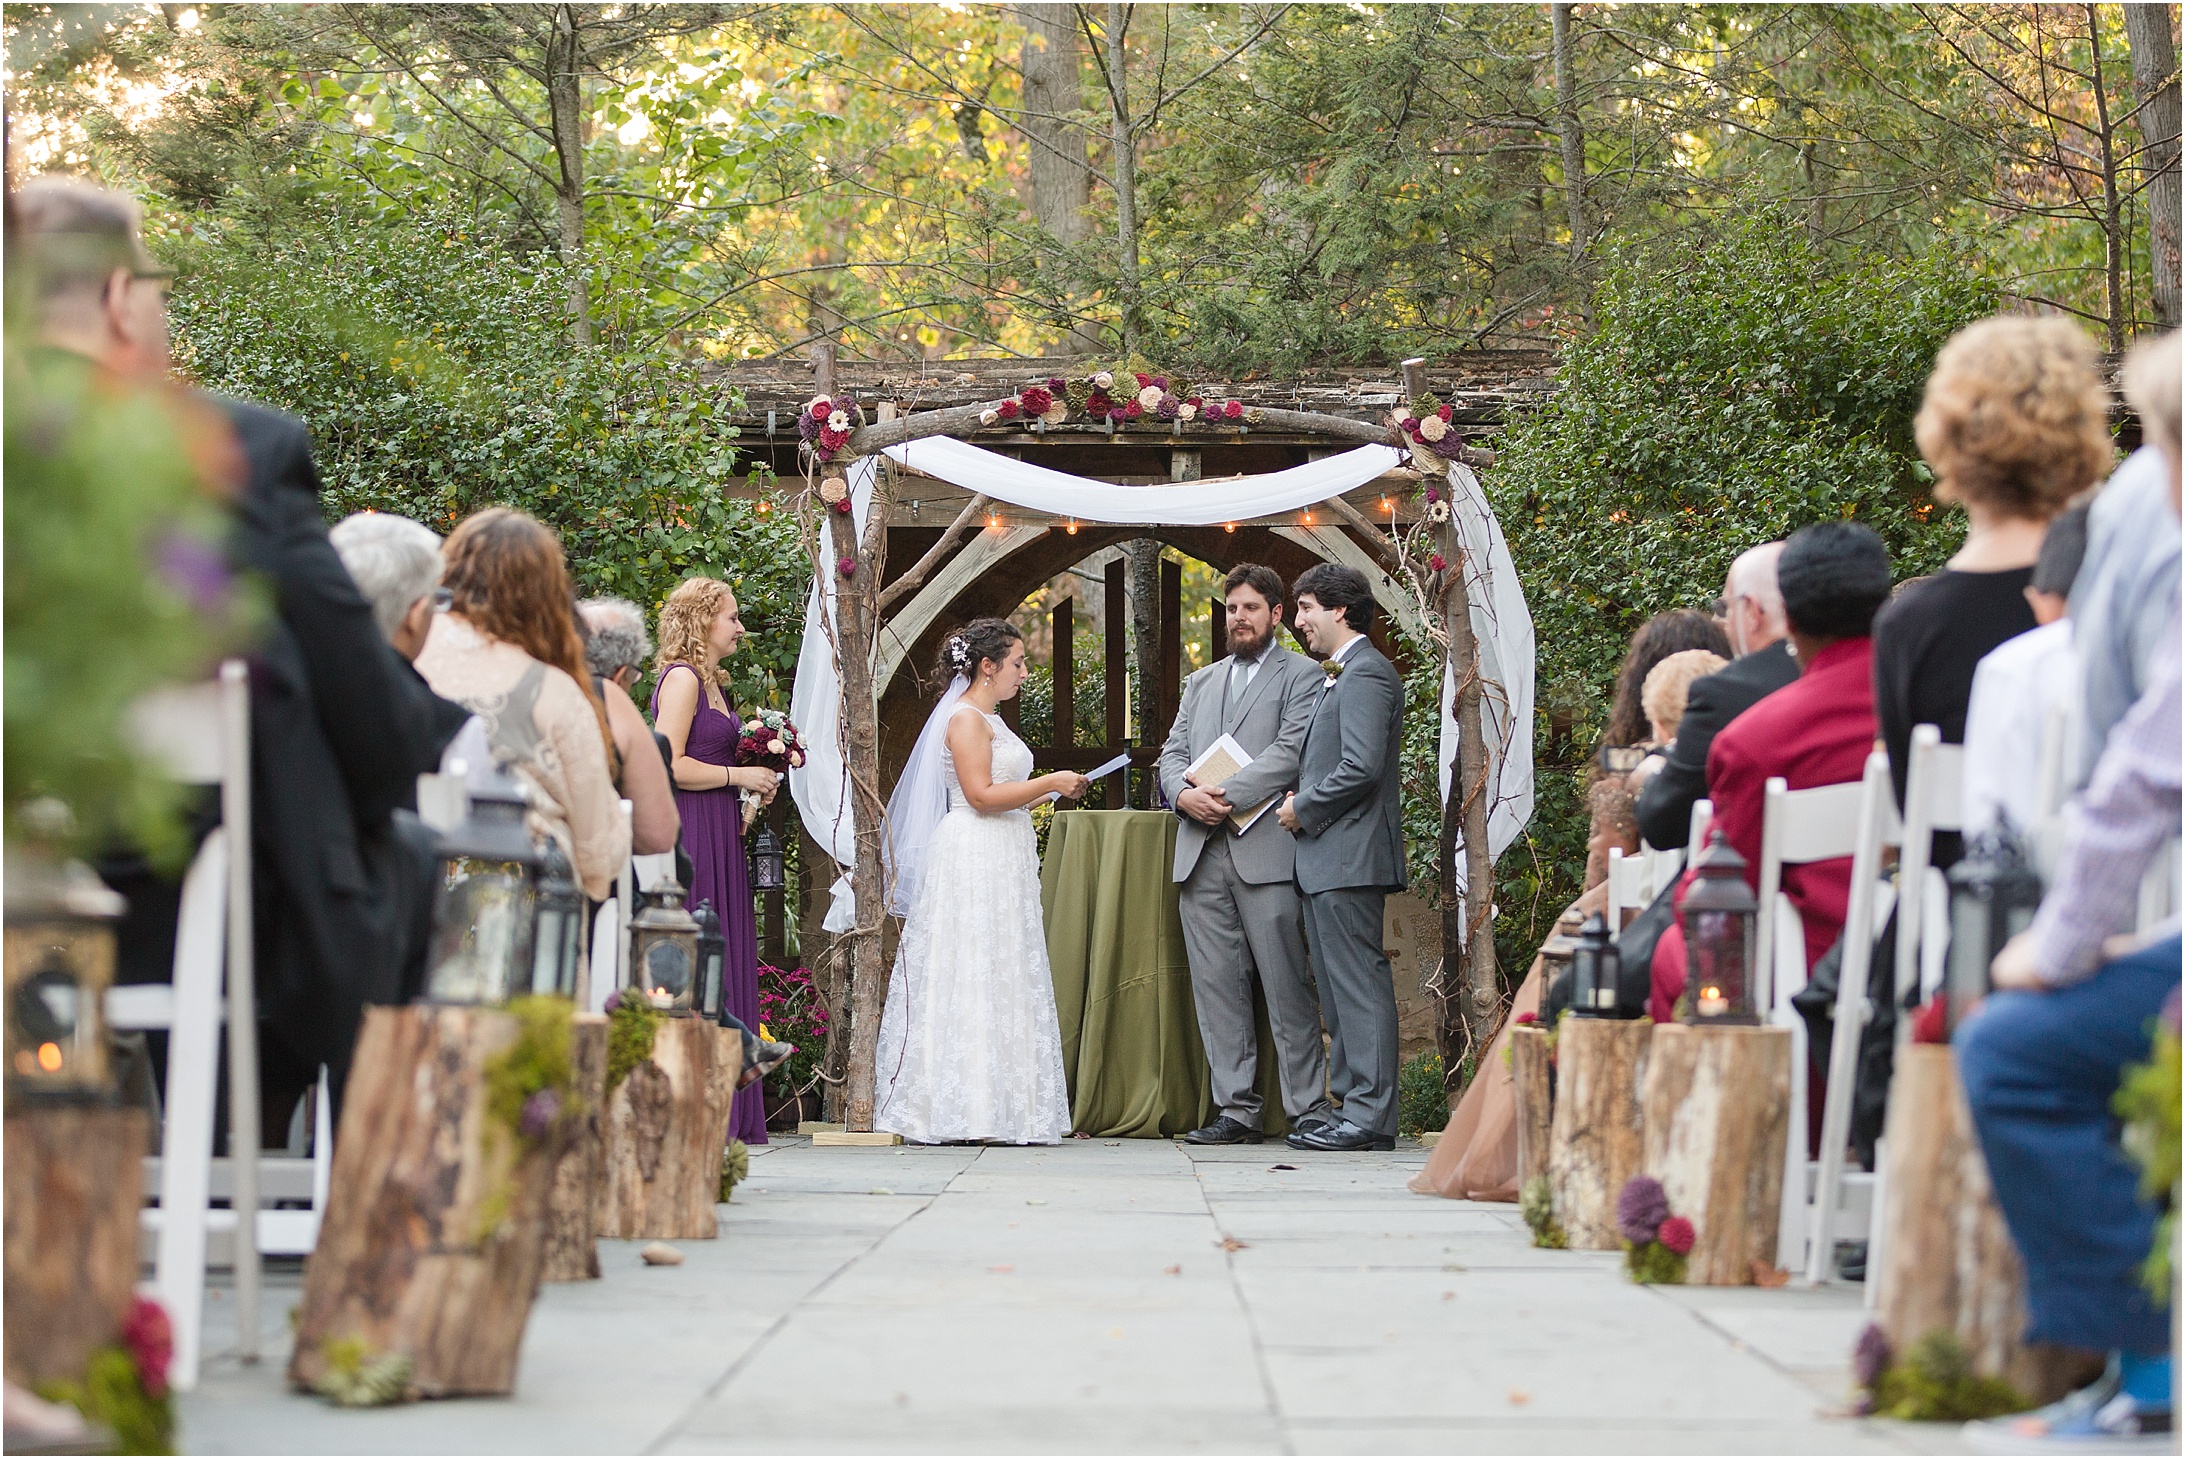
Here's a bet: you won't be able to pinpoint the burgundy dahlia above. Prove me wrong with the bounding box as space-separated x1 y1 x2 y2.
1222 400 1243 420
997 398 1020 420
1428 554 1447 573
1616 1175 1671 1246
837 555 858 578
1124 400 1144 420
1019 386 1053 415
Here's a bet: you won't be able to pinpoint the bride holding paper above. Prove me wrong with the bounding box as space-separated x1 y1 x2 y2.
874 617 1089 1144
1157 565 1335 1144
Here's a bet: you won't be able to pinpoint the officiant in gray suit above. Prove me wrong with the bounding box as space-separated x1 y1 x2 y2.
1159 564 1334 1145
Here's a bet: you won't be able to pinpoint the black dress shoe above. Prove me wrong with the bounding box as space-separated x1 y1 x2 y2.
1284 1122 1397 1152
1184 1115 1263 1145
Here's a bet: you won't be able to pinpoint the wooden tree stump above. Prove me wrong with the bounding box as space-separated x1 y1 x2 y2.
1510 1026 1555 1188
541 1014 607 1282
1548 1018 1651 1249
1874 1044 2083 1402
288 1005 564 1398
4 1105 147 1389
1641 1024 1791 1285
599 1019 741 1241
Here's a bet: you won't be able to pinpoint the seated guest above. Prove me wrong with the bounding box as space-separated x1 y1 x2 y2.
1879 315 2112 864
1961 503 2090 839
2071 445 2180 789
328 511 471 746
416 509 631 901
575 596 680 856
1587 610 1731 886
18 179 455 1125
1959 331 2180 1448
1636 542 1801 852
1639 647 1727 751
1650 522 1892 1023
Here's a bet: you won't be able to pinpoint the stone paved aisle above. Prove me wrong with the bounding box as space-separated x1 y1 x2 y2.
178 1138 1970 1455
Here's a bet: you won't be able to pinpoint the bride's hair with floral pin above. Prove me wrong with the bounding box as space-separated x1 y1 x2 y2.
936 616 1021 682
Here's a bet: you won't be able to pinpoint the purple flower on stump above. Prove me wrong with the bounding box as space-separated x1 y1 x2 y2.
605 989 624 1013
519 1088 562 1139
156 531 234 614
1852 1322 1893 1390
1616 1175 1671 1245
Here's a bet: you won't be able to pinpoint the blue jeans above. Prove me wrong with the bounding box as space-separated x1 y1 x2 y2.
1957 935 2179 1355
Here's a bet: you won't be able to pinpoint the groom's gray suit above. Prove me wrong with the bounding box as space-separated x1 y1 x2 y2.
1158 642 1332 1131
1289 635 1407 1138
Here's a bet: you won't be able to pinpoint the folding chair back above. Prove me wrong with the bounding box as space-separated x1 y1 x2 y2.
1893 726 1964 1013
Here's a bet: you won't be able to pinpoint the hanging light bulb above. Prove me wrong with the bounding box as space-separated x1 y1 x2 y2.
987 511 1002 531
755 498 772 517
1064 517 1078 535
1222 522 1237 534
1381 496 1394 515
1301 510 1314 526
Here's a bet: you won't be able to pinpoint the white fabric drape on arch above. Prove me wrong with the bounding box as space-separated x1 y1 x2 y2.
784 439 1534 928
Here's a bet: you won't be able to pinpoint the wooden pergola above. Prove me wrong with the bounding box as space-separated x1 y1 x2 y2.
714 348 1556 1132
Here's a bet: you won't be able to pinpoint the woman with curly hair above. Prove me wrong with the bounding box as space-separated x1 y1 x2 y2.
1881 315 2114 862
416 508 632 901
652 575 777 1146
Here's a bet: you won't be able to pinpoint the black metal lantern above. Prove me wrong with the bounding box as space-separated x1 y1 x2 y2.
692 899 727 1021
4 864 121 1100
1946 821 2044 1033
424 771 544 1005
749 822 786 893
628 874 702 1016
528 836 586 1002
1569 911 1623 1018
1679 831 1760 1026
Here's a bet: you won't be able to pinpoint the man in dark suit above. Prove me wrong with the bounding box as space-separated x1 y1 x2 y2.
17 179 463 1126
1635 541 1801 851
1277 563 1406 1152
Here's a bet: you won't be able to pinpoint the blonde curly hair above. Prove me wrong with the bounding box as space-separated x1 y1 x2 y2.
1914 315 2113 520
653 576 735 689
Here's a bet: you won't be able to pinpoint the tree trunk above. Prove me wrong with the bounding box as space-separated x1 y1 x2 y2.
3 1106 147 1389
1127 538 1161 790
1873 1045 2084 1403
289 1006 563 1398
2090 5 2129 353
1640 1024 1791 1285
1104 2 1140 349
1510 1027 1555 1187
1442 507 1500 1072
816 344 892 1132
1022 4 1093 246
1550 3 1590 263
546 3 593 349
541 1013 607 1282
599 1017 741 1240
1547 1018 1650 1249
2126 3 2182 329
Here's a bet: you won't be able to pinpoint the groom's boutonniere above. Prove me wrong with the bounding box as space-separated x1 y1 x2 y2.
1321 658 1345 685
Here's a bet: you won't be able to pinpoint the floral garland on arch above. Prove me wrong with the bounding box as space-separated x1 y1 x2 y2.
798 393 868 465
1392 391 1470 467
975 367 1257 430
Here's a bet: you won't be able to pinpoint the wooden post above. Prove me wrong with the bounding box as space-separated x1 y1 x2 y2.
541 1013 607 1282
761 800 786 964
1052 595 1075 749
1210 597 1227 664
1104 557 1127 809
1874 1044 2080 1401
815 343 892 1133
1509 1027 1554 1188
1640 1024 1791 1285
599 1019 742 1240
3 1105 147 1389
1158 555 1182 751
289 1006 563 1398
1548 1018 1651 1248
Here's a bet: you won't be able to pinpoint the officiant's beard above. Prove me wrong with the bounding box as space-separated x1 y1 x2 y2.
1228 620 1274 661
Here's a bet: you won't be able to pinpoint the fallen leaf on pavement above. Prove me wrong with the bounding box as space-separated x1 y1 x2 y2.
1163 1265 1182 1276
1218 1236 1249 1251
1507 1389 1530 1406
988 1264 1014 1274
1269 1164 1297 1171
1751 1260 1791 1288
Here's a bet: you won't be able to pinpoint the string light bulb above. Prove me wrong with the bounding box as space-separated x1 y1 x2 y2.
1381 496 1394 515
1301 510 1314 526
987 511 1002 531
1222 521 1237 534
1064 517 1078 535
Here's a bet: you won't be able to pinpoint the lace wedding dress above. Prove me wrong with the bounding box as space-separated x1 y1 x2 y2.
874 708 1072 1144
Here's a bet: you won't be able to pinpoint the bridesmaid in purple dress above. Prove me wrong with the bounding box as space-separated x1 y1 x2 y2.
651 577 779 1147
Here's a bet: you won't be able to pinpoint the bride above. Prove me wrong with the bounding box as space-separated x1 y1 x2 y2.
875 617 1089 1144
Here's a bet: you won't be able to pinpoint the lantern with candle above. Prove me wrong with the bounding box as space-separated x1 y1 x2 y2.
691 899 726 1021
4 864 122 1101
1679 832 1760 1025
748 822 786 894
1946 821 2044 1033
628 874 702 1015
1568 911 1623 1018
423 770 545 1006
528 837 586 1001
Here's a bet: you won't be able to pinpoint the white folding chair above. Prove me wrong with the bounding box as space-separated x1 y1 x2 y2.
1805 752 1901 1285
117 661 330 1387
1754 773 1868 1274
1894 726 1964 1017
1687 799 1713 862
1606 847 1642 931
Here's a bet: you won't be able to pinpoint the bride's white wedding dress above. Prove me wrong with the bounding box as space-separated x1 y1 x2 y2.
874 707 1072 1144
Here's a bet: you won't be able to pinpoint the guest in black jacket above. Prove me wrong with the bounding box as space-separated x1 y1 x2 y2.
16 180 462 1126
1634 541 1801 852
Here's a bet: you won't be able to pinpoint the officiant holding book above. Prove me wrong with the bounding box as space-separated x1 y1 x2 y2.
1159 565 1335 1144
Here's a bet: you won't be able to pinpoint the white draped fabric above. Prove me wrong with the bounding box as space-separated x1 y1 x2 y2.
785 439 1535 928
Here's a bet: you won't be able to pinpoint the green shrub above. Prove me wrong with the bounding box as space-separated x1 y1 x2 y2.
2115 1022 2181 1302
38 1347 174 1454
1869 1332 2028 1422
1397 1048 1449 1137
1520 1176 1567 1249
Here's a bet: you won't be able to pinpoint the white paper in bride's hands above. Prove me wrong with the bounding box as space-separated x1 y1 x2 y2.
1184 734 1275 834
1042 752 1130 805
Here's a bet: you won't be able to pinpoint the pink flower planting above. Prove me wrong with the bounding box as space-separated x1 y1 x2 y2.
1656 1215 1695 1257
122 1296 173 1399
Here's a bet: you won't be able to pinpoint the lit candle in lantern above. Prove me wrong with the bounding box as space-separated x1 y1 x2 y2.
1697 985 1728 1018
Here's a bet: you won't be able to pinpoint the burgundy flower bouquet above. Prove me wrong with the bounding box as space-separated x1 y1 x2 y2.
733 708 806 831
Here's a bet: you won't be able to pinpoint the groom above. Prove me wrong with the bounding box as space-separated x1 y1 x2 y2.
1160 565 1333 1144
1277 563 1406 1152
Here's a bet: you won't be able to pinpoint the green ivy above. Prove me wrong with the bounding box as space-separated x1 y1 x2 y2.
1520 1176 1567 1249
1622 1239 1688 1286
38 1347 174 1454
1869 1333 2028 1422
606 994 666 1101
719 1138 751 1204
2115 1023 2181 1302
1396 1048 1448 1137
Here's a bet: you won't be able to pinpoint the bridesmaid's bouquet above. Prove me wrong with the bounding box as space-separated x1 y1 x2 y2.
734 708 807 830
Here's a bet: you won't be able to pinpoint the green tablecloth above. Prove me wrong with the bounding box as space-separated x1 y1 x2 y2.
1041 810 1286 1138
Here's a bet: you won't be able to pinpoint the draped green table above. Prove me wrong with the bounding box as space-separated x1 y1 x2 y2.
1040 809 1286 1139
